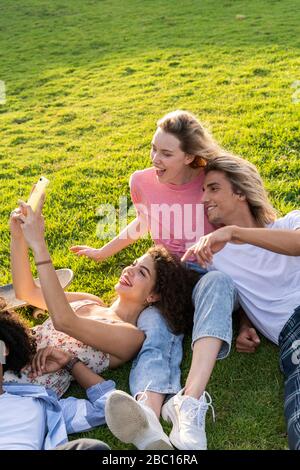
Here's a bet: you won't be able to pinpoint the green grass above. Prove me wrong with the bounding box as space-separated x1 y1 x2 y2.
0 0 299 450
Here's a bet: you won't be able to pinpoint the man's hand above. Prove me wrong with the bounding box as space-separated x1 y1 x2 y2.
182 226 234 267
236 327 261 353
30 346 72 377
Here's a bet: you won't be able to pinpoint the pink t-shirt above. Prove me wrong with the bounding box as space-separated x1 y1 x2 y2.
130 167 214 260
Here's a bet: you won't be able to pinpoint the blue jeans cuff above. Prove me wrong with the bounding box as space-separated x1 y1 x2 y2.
192 332 232 360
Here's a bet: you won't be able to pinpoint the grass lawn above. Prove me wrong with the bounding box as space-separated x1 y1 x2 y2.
0 0 299 450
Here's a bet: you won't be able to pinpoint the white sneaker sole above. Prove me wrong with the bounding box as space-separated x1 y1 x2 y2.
105 391 173 450
144 440 174 451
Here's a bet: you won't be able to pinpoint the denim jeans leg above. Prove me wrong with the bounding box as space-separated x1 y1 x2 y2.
129 306 183 397
192 271 237 359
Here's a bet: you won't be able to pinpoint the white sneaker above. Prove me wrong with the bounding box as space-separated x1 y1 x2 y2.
161 389 215 450
105 389 173 450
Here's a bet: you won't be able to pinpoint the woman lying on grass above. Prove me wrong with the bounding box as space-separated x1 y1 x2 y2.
0 305 113 449
6 196 198 397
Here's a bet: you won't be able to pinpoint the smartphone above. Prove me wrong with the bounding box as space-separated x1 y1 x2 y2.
27 176 50 211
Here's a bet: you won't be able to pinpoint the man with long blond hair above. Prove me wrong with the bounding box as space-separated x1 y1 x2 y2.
182 154 300 450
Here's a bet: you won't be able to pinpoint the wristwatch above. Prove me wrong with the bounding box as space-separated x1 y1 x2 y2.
64 356 81 373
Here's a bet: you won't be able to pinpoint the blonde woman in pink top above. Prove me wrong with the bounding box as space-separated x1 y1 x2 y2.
71 111 236 450
71 111 219 262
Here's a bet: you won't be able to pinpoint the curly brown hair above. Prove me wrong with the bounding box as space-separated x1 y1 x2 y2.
0 301 36 376
148 246 200 334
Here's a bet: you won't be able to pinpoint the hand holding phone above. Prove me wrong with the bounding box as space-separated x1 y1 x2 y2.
27 176 50 212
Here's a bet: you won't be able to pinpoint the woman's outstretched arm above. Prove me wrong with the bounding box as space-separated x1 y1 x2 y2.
70 215 148 262
10 210 48 310
30 230 144 360
10 212 105 310
13 199 145 361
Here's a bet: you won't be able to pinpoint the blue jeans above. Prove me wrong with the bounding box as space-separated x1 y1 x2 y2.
129 269 236 396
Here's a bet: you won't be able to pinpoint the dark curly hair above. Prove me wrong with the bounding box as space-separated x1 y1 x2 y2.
0 300 36 376
148 246 200 334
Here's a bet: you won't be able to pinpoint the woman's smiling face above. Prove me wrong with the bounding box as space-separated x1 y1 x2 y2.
115 253 159 305
150 129 194 185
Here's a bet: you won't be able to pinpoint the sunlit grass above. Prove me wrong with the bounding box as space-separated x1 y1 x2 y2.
0 0 299 449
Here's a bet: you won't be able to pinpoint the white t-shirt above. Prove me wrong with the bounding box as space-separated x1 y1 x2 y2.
208 211 300 344
0 392 46 450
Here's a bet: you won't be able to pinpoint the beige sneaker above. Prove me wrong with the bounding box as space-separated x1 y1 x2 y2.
105 390 173 450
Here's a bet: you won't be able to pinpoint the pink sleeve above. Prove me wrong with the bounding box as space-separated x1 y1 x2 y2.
129 172 148 225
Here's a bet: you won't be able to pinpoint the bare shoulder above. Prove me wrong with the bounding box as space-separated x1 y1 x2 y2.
113 320 145 342
65 292 106 305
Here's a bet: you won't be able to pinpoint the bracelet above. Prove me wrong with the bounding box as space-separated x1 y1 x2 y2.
64 356 82 373
35 259 52 266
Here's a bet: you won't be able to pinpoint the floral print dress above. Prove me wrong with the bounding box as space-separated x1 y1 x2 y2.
4 300 123 397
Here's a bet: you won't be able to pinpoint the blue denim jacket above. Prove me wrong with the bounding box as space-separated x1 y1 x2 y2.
3 380 116 450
